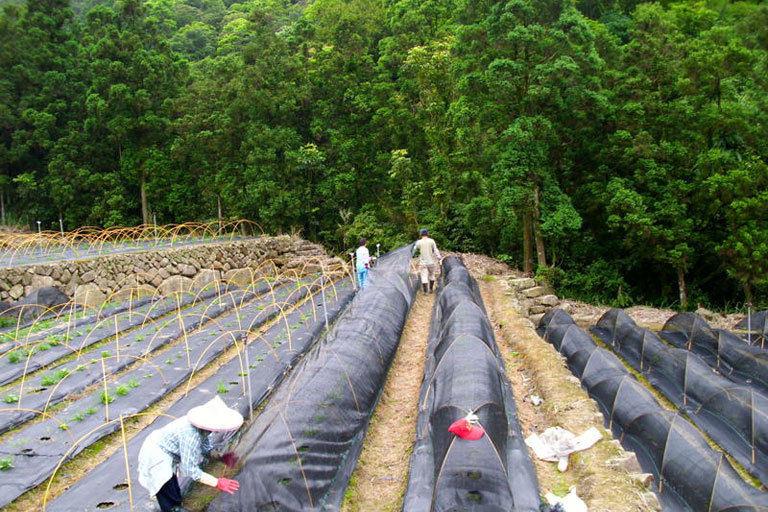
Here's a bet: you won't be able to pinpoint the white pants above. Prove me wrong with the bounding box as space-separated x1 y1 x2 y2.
419 264 436 284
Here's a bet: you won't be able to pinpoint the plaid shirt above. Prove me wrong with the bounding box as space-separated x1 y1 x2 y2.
156 417 213 481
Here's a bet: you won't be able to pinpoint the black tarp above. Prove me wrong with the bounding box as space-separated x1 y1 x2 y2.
47 279 355 512
539 309 768 512
592 309 768 486
0 277 341 508
736 310 768 348
0 286 69 321
403 256 540 512
207 246 418 512
661 312 768 394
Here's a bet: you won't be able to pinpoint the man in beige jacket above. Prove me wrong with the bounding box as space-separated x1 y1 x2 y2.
412 228 441 294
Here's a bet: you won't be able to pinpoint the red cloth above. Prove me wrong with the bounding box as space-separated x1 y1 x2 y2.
448 418 485 440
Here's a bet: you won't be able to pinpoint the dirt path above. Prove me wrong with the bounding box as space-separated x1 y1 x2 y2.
341 291 433 512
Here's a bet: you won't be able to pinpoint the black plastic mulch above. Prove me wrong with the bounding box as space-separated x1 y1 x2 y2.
538 309 768 512
403 256 541 512
46 279 355 512
660 312 768 395
0 276 337 508
0 283 271 435
0 295 155 355
207 246 418 512
0 289 218 386
591 308 768 487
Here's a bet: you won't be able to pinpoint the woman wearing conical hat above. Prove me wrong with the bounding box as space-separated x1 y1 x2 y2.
138 396 243 512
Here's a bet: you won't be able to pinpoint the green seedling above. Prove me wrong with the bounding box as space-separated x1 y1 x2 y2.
115 385 129 396
72 412 86 422
85 407 96 415
165 359 173 365
41 375 57 386
101 351 111 358
100 391 114 404
38 343 51 352
135 334 144 341
0 458 13 471
3 394 19 404
217 381 228 394
76 365 86 371
127 378 140 389
59 422 69 431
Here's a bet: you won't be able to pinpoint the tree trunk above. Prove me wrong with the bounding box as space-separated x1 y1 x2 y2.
140 168 149 225
532 185 547 268
523 213 533 274
677 266 688 310
744 280 753 304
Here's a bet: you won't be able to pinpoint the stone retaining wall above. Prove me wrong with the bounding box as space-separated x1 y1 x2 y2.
505 277 561 324
0 235 343 306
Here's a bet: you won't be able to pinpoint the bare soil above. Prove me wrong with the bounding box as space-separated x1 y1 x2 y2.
480 281 660 511
340 291 433 512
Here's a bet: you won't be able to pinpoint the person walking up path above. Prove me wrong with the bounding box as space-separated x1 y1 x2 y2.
411 229 441 295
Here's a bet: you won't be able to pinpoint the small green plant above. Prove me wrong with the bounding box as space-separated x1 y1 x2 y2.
165 359 173 365
135 334 144 341
38 343 51 352
3 394 19 404
75 365 86 372
100 391 114 404
127 378 140 389
115 385 129 396
0 458 13 471
85 407 96 415
72 412 86 422
59 422 69 431
7 350 23 363
56 368 70 380
143 373 153 379
41 375 57 386
217 381 228 394
101 351 111 358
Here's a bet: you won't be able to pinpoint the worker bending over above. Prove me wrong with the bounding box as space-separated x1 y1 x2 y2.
138 396 243 512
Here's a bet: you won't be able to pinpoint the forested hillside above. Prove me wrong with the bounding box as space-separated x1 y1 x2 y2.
1 0 766 308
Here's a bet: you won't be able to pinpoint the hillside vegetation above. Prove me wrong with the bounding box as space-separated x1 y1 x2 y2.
1 0 766 308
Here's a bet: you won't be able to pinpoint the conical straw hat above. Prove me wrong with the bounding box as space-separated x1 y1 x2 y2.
187 396 244 432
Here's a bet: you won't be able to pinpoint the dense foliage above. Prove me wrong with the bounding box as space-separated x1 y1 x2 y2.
1 0 766 308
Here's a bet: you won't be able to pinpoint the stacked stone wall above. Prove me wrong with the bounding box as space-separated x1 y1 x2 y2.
0 235 342 306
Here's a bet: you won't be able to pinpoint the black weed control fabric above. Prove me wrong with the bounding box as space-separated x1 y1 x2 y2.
0 295 155 355
0 283 255 434
208 246 418 512
660 312 768 394
0 289 211 386
736 310 768 348
0 277 329 508
403 256 540 512
48 279 355 512
537 309 768 512
591 309 768 486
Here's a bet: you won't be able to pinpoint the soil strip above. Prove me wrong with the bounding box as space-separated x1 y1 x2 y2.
341 291 433 512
